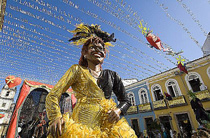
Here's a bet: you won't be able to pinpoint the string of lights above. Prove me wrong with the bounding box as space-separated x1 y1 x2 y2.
110 0 191 65
6 2 168 75
1 0 200 86
96 0 180 66
155 0 202 48
176 0 207 36
61 0 178 66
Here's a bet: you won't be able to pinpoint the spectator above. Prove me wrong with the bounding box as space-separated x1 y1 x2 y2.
173 131 177 138
189 91 210 125
191 130 197 138
177 133 181 138
164 92 172 100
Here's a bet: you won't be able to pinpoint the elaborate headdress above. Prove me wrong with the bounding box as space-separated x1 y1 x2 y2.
69 23 116 49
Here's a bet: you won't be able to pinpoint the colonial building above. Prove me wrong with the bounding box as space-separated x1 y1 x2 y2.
122 55 210 137
0 85 16 136
124 81 155 137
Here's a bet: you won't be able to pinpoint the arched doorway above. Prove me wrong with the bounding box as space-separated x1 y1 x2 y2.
18 88 48 138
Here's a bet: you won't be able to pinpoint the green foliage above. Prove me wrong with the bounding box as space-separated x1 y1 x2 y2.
188 90 197 100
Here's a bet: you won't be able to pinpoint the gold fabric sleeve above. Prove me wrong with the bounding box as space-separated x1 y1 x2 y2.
45 64 79 122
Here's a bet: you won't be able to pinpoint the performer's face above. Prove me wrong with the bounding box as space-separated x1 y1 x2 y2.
86 42 106 64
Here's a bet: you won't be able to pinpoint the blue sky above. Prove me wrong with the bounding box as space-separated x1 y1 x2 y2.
0 0 210 101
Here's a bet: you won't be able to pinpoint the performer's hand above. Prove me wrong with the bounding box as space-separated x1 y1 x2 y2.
107 108 121 123
48 117 65 137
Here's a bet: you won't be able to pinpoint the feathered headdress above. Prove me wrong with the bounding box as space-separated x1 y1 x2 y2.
69 23 116 49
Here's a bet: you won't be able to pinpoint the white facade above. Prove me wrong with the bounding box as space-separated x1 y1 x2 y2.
0 85 17 136
122 79 138 86
202 32 210 56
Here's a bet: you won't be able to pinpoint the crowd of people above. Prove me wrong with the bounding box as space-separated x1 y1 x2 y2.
17 110 48 138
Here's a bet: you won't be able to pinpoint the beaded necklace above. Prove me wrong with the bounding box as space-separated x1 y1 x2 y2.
88 67 101 79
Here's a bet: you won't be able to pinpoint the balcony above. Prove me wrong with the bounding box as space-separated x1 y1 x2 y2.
193 89 210 101
152 99 167 110
126 105 138 115
138 102 152 113
167 95 187 108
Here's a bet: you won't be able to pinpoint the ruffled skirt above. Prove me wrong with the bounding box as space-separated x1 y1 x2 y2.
48 98 137 138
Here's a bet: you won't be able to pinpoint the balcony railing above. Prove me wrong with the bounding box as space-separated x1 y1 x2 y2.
138 102 152 113
126 105 138 115
167 95 187 108
152 99 167 110
193 89 210 101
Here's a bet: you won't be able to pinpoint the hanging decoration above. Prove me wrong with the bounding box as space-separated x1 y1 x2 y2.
63 0 179 66
176 0 207 36
155 0 202 48
5 75 22 88
0 112 5 119
176 55 188 74
1 0 198 86
165 48 184 56
138 21 164 51
4 8 163 78
99 0 184 65
116 41 170 70
138 21 182 56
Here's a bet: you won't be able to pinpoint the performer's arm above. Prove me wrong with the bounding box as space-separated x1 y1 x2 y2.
113 72 131 115
45 65 78 135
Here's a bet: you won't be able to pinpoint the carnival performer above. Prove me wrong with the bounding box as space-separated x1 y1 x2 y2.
45 23 137 138
189 91 210 125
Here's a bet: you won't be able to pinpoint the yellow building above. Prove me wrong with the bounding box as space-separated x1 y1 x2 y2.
146 55 210 135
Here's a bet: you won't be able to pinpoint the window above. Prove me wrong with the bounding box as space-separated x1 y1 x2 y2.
176 113 192 135
189 76 200 92
151 84 163 101
139 88 149 104
6 91 10 97
166 79 181 97
131 119 140 136
159 116 172 131
128 92 136 106
185 72 205 92
144 117 153 129
187 73 202 92
2 103 6 107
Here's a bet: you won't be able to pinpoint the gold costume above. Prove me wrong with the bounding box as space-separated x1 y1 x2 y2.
46 64 137 137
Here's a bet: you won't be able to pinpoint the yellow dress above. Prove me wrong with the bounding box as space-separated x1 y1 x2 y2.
46 64 137 138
